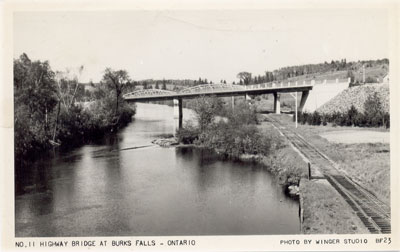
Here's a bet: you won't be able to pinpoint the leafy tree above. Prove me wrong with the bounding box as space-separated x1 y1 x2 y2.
14 53 58 162
347 105 359 126
162 79 167 90
364 92 384 126
237 72 252 85
14 53 58 123
102 68 130 116
192 96 224 132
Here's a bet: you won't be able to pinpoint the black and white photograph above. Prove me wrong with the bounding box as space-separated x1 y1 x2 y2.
1 1 399 251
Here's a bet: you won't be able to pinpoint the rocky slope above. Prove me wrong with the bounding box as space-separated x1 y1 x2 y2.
317 83 389 114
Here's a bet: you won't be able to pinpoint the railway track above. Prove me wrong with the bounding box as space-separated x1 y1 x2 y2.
265 115 391 234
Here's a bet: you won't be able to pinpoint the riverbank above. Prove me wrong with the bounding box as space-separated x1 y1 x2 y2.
258 121 370 233
172 112 384 234
266 113 390 204
259 113 390 234
156 120 305 197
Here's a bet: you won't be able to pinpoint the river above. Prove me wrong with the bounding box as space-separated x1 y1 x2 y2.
15 103 300 237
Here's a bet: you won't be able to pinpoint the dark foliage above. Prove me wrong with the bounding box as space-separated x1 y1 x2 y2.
14 54 136 167
177 98 274 158
296 92 389 128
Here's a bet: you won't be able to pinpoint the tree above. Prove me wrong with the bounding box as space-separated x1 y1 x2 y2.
14 53 58 160
364 92 384 127
162 79 167 90
14 53 58 129
102 68 130 116
155 81 160 89
237 72 252 85
192 96 224 132
55 65 85 113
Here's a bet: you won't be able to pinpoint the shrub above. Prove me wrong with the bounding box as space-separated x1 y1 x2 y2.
178 97 275 158
364 92 385 127
347 105 359 126
228 102 258 126
192 96 224 132
176 122 199 144
311 111 322 125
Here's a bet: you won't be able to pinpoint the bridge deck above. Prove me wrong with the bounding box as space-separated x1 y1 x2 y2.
123 82 313 102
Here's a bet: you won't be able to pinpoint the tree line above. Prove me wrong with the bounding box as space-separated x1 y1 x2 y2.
296 92 390 128
236 58 388 85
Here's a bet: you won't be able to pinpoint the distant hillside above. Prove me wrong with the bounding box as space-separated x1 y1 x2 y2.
317 83 389 114
252 59 388 84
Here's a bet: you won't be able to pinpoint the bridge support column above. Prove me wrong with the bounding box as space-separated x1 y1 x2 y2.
273 92 280 114
231 96 235 110
174 98 183 129
178 98 183 129
298 91 309 112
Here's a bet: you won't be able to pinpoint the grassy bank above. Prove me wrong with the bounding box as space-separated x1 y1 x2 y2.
267 114 390 204
300 179 369 234
257 114 384 234
257 122 308 188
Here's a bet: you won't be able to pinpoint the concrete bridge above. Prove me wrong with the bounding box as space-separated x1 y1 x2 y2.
123 81 314 128
123 78 350 128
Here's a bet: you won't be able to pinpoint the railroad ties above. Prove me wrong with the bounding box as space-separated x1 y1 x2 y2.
265 116 391 234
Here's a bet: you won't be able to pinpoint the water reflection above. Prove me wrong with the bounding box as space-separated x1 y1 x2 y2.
15 103 299 236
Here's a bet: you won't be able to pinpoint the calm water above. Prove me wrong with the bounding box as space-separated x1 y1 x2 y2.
15 103 300 237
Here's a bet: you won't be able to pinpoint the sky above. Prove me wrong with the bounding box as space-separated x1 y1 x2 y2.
13 9 389 83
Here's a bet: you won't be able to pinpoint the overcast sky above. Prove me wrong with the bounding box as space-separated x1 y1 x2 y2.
13 9 389 83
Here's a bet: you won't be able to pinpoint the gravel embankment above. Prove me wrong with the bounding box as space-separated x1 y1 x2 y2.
317 83 389 114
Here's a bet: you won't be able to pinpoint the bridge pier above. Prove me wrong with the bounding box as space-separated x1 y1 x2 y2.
173 98 183 129
298 91 309 112
273 92 281 114
231 96 235 110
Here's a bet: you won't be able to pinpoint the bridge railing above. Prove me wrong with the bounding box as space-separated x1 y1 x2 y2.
123 89 177 99
245 80 313 90
178 84 246 94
